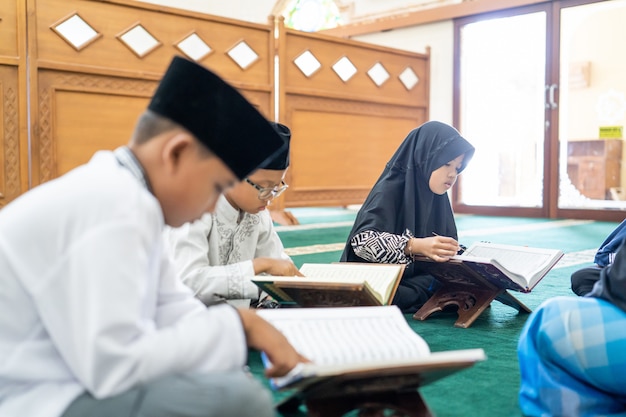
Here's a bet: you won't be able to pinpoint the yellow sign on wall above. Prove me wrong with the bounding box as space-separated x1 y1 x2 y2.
599 126 623 139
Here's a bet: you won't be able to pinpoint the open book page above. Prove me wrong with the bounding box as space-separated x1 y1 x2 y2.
259 306 431 365
458 242 563 287
258 306 485 388
298 263 403 303
257 306 431 387
267 348 487 391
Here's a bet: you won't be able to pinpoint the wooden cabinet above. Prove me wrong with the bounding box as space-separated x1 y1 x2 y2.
567 139 622 199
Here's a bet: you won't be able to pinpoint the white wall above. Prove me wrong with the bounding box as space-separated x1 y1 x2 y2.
564 5 626 140
349 0 461 18
353 22 455 125
136 0 276 24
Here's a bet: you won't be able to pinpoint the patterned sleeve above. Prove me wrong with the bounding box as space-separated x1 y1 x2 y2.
350 229 414 264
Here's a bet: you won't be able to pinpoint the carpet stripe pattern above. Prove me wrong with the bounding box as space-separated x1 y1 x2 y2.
278 214 601 268
258 207 623 417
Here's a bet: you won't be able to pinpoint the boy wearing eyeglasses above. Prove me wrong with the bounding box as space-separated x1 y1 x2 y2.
164 122 302 308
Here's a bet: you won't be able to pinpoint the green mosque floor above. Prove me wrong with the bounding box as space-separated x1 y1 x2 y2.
250 208 621 416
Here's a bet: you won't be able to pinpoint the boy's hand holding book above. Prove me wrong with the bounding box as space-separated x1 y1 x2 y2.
257 306 486 390
237 309 309 377
253 258 304 277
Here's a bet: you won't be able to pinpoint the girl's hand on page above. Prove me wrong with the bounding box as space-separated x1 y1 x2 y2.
414 236 460 262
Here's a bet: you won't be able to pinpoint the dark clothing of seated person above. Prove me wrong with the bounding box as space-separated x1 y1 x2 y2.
571 219 626 296
340 121 475 314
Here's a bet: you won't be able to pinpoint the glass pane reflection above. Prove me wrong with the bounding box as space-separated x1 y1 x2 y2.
458 12 546 207
558 0 626 211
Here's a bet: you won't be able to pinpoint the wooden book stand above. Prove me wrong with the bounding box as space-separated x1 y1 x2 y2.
278 389 432 417
275 360 480 417
275 282 382 307
413 281 531 328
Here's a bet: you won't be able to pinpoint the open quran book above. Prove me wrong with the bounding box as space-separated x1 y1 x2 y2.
412 242 564 328
257 306 486 416
252 263 405 307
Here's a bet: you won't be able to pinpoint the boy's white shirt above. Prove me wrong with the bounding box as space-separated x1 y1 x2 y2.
163 194 290 304
0 151 247 417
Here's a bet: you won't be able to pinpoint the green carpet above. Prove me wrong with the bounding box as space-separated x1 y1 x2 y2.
251 208 622 417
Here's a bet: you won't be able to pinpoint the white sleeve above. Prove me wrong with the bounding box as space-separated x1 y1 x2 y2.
33 220 247 399
255 210 291 261
164 214 260 301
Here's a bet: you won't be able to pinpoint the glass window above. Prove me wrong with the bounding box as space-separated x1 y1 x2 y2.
457 12 547 208
282 0 342 32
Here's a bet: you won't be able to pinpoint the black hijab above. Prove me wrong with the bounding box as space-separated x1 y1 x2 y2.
588 238 626 313
340 121 475 263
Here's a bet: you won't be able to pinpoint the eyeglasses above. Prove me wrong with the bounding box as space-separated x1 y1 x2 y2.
245 178 289 200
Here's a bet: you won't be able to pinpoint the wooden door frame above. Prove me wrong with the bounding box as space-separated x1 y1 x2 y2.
451 0 625 222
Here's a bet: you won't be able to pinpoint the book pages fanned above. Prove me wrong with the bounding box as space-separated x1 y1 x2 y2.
252 263 405 307
412 242 564 328
257 306 486 390
299 263 403 303
460 243 562 285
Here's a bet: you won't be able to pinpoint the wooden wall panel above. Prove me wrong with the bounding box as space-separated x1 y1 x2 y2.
34 70 272 182
35 69 154 182
33 0 275 90
0 1 19 61
28 0 276 187
0 66 21 209
0 0 25 209
283 95 426 207
9 0 430 214
283 29 429 108
276 20 430 213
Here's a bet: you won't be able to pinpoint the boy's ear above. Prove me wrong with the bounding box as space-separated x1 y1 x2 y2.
162 131 194 172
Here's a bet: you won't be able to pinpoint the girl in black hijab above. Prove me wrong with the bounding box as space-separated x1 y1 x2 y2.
340 121 475 313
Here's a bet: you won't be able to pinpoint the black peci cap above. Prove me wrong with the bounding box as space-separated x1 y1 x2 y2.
259 122 291 170
148 56 285 179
